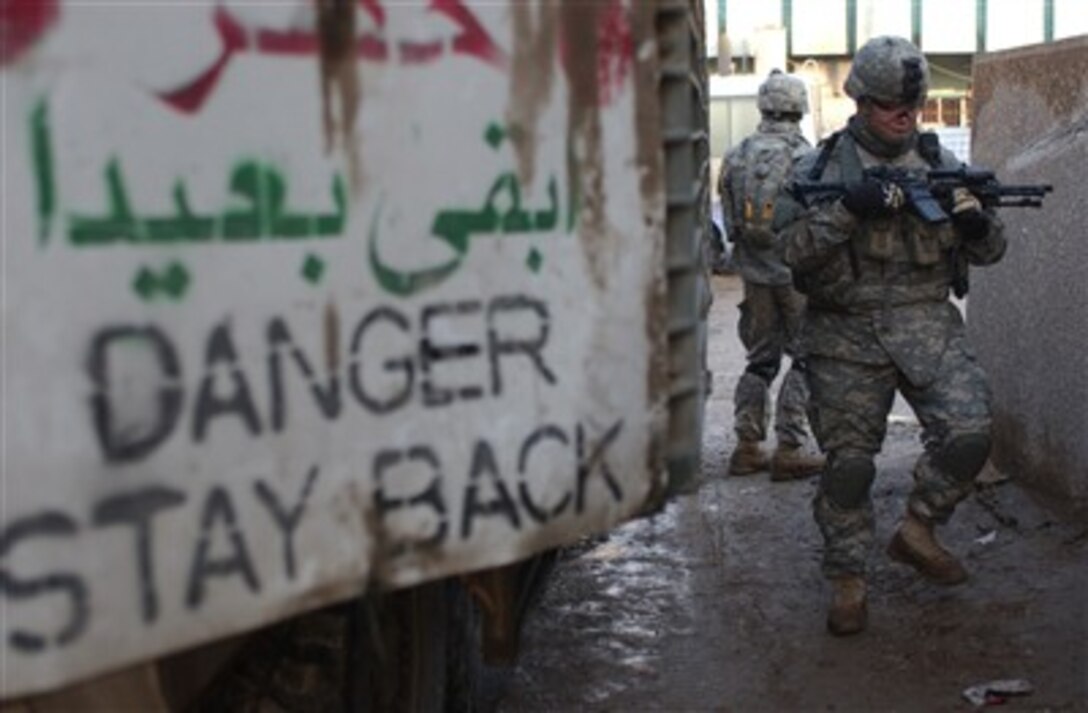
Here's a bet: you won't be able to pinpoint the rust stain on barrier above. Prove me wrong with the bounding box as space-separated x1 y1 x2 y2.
560 0 607 289
317 0 362 188
507 0 559 189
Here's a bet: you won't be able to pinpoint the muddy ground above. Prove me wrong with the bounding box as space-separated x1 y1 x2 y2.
498 274 1087 712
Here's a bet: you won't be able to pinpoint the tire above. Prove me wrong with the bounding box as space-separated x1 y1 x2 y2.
189 605 351 713
444 581 509 713
347 581 449 713
446 552 558 713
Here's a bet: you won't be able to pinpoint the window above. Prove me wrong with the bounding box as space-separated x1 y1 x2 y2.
940 98 961 127
923 99 940 125
921 95 971 128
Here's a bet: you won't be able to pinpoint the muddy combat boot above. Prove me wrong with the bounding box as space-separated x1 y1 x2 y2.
827 576 867 636
886 512 968 585
770 445 826 481
728 440 769 476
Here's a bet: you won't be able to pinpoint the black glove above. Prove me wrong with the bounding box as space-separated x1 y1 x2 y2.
950 188 990 241
840 179 905 218
953 209 989 241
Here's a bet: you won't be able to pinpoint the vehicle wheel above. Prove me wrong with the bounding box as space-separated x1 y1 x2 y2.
444 580 508 713
347 581 449 713
446 552 557 712
188 604 350 713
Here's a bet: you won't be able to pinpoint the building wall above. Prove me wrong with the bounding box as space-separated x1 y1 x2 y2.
968 35 1088 504
708 0 1088 59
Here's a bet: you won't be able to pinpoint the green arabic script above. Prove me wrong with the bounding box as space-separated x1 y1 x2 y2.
368 122 565 298
31 101 348 247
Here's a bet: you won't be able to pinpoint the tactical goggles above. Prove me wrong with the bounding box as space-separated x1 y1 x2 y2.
865 96 922 112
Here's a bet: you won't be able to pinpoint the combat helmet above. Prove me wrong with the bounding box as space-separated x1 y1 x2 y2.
844 35 929 107
757 69 809 116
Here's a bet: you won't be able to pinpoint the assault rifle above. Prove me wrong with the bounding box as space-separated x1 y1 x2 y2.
789 166 1052 298
790 165 1053 224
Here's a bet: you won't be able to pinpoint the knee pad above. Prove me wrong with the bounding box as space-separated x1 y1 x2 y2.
735 371 771 402
745 361 780 385
821 456 876 510
934 432 991 483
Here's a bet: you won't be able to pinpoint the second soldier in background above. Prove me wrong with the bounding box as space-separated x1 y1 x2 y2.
718 70 826 481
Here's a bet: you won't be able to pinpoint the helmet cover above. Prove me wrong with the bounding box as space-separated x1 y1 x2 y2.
758 69 809 115
844 35 929 107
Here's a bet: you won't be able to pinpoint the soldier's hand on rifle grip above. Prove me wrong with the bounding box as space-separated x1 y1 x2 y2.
841 179 906 218
950 187 989 241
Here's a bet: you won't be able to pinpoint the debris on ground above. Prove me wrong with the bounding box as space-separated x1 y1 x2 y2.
961 678 1034 707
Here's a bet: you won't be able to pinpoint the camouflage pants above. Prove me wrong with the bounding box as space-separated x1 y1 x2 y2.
806 336 993 578
734 281 810 447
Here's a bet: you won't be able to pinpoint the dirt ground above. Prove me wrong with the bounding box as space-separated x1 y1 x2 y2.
498 274 1088 712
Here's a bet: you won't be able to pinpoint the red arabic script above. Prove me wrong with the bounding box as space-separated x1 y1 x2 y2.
161 0 507 114
0 0 60 66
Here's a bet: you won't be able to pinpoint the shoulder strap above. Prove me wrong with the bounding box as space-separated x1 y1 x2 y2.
732 137 752 227
917 131 943 168
806 129 843 181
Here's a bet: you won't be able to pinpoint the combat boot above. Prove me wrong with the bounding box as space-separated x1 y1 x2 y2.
886 512 968 585
827 576 867 636
728 440 769 476
770 445 826 481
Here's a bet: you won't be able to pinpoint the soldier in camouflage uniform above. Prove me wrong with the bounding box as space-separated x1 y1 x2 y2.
774 36 1006 636
719 71 826 481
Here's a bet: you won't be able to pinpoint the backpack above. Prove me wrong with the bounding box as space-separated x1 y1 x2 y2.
724 131 803 249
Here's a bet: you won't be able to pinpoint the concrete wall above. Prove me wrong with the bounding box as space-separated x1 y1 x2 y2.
969 35 1088 505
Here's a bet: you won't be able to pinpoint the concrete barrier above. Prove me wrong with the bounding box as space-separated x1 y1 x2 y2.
969 35 1088 506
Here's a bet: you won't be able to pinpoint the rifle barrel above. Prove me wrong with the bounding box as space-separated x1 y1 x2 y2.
996 185 1054 195
996 198 1046 207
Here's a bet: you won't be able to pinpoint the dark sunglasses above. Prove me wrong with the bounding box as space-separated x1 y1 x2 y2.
865 96 920 112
